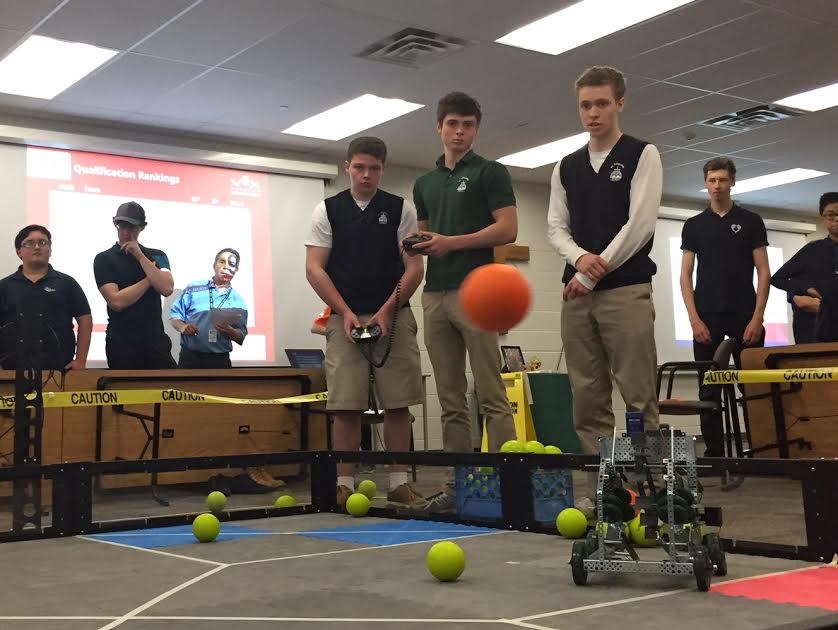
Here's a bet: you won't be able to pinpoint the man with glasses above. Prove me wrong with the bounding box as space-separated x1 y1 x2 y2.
93 201 176 368
0 225 91 371
680 157 770 457
772 192 838 343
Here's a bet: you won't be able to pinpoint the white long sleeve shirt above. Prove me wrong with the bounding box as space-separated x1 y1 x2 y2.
547 142 663 290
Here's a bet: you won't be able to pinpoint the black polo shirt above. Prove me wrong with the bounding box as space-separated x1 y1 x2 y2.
0 265 90 369
93 243 170 340
681 204 768 315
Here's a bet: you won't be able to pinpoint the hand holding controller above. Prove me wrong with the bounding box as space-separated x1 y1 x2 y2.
350 324 382 342
402 233 432 252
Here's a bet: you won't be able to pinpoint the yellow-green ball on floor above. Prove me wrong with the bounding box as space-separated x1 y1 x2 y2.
274 495 297 508
192 513 221 543
525 440 546 454
427 540 466 582
544 445 562 454
556 507 588 538
500 439 524 453
206 491 227 512
628 514 661 547
346 492 370 517
357 479 377 499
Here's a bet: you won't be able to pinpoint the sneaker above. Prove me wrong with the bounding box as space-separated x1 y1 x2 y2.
336 484 353 511
574 497 596 520
386 483 426 507
422 491 456 514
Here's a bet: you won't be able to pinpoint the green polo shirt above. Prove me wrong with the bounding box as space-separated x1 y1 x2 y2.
413 150 516 291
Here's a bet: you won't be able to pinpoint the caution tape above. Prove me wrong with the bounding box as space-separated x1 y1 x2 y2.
703 367 838 385
0 389 328 410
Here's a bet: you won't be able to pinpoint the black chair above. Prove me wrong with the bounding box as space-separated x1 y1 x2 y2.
656 338 747 459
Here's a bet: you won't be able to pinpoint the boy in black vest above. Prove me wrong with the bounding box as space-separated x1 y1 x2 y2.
305 137 425 510
548 66 662 515
681 157 769 457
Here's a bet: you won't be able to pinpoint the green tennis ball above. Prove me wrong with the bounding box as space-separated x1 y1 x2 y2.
466 473 475 482
346 492 370 517
544 445 562 454
426 541 466 582
357 479 377 499
477 466 494 474
192 513 221 543
500 439 524 453
274 495 297 508
206 491 227 512
556 507 588 538
525 440 546 454
628 514 661 547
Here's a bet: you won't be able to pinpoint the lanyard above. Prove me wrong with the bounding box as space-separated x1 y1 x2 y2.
208 281 231 310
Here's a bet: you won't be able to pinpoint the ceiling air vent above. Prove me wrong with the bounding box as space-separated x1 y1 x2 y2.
357 28 471 69
701 104 804 132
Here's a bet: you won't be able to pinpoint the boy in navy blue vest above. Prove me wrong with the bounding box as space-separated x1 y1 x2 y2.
548 66 662 515
305 137 425 510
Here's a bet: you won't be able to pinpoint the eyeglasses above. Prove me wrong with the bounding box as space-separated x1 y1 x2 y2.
20 239 50 249
823 213 838 221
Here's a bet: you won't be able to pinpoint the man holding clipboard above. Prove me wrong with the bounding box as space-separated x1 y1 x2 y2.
169 248 248 368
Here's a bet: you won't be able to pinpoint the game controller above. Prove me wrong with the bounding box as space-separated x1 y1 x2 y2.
402 233 432 251
350 324 382 342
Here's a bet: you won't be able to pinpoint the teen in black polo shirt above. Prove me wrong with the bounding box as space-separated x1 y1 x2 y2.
0 225 91 371
93 201 176 369
680 157 770 457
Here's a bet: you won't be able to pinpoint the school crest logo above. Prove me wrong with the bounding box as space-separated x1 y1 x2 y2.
378 211 388 225
731 224 742 234
609 162 624 182
456 176 469 192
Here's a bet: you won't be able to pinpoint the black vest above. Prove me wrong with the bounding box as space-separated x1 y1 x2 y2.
559 134 656 290
325 189 404 314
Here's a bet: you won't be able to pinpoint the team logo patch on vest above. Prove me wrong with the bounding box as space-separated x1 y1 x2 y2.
609 162 624 182
456 177 469 192
731 224 742 234
378 211 388 225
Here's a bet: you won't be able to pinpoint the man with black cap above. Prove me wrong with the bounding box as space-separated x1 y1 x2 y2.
93 201 176 368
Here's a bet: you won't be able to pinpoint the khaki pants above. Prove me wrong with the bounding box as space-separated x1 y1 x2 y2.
561 283 659 460
422 290 516 453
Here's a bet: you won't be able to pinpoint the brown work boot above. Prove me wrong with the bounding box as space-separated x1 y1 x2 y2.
386 483 426 507
336 484 353 511
247 467 284 489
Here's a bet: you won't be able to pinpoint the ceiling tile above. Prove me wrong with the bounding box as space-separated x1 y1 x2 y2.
57 53 205 112
135 0 313 65
628 82 708 116
0 27 24 59
651 123 741 149
36 0 196 50
0 1 63 31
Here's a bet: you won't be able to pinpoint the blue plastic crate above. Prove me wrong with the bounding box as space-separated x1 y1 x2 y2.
454 466 573 523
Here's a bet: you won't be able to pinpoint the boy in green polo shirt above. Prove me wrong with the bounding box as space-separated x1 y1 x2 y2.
411 92 518 512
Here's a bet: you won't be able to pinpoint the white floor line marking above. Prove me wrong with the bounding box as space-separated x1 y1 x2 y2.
78 535 226 566
0 617 117 621
503 620 558 630
133 616 500 623
515 562 827 622
231 530 509 566
96 565 228 630
94 529 493 537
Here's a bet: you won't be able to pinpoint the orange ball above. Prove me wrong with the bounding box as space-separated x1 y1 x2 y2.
460 264 531 332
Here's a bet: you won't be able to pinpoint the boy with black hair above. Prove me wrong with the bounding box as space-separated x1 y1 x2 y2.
306 136 425 510
772 192 838 343
412 91 518 513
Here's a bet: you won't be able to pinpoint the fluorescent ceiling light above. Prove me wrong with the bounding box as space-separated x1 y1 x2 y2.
498 133 589 169
496 0 694 55
0 35 117 99
775 82 838 112
283 94 424 141
700 168 829 195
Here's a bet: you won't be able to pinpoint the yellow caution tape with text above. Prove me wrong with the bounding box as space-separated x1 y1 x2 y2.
703 367 838 385
0 389 328 410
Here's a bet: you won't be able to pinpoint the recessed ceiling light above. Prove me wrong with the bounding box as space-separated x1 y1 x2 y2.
496 0 695 55
775 82 838 112
283 94 424 141
700 168 829 195
497 133 589 169
0 35 117 99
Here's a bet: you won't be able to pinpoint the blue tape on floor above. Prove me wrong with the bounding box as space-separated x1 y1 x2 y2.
298 519 496 546
88 523 272 549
